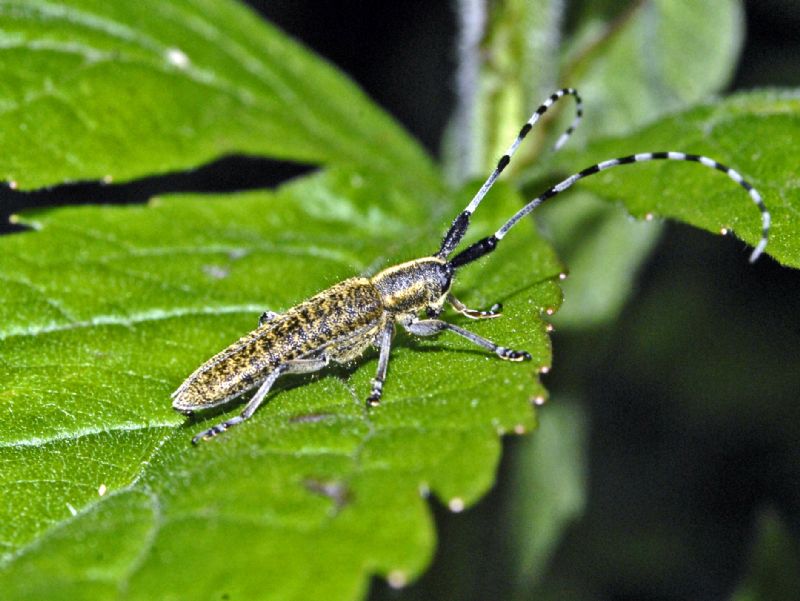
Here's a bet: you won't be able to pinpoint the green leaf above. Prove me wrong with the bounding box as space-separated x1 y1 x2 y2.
563 0 744 138
566 89 800 268
441 0 565 183
0 168 563 599
0 0 437 191
479 0 566 171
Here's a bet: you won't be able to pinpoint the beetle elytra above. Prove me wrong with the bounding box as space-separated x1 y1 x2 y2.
173 88 770 443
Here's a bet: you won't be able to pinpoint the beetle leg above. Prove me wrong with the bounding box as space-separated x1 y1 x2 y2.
366 322 395 407
403 318 530 361
258 311 279 326
448 294 502 319
193 355 330 444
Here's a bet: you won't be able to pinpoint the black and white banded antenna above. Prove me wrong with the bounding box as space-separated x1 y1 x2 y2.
437 88 583 258
450 151 770 269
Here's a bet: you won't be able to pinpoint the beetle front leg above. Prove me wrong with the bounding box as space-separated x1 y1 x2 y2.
366 322 395 407
448 294 502 319
403 318 530 361
258 311 279 326
193 355 330 443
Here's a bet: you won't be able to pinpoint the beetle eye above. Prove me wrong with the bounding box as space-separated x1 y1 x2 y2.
438 263 454 291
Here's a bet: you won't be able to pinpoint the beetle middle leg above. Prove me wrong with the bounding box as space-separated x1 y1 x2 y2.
193 354 330 444
366 322 395 407
403 318 531 361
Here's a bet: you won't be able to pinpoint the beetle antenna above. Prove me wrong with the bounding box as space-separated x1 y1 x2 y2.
450 151 770 268
437 88 583 258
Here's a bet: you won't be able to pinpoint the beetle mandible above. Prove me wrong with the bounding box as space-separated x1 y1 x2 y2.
173 88 770 443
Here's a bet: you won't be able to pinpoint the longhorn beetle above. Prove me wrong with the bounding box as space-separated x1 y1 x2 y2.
173 88 770 444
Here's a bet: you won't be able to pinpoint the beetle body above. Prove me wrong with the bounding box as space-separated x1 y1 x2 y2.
174 258 466 442
175 88 770 443
172 277 386 412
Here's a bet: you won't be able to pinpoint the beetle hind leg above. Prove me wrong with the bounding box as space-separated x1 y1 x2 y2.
192 355 330 444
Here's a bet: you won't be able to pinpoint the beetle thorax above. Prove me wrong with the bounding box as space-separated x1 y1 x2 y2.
371 257 453 316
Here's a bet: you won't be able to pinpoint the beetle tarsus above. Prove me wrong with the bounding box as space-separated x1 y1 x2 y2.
192 424 224 445
496 347 531 362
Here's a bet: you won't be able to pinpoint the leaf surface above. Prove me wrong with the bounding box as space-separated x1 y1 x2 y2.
0 0 437 191
564 90 800 268
0 169 563 600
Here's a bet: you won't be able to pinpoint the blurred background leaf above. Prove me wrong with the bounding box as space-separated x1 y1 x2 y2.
732 509 800 601
561 0 744 138
0 0 437 191
507 399 587 600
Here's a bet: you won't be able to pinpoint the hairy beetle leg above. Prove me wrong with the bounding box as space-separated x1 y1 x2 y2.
258 311 278 326
449 294 503 319
366 322 395 407
403 318 529 362
192 356 329 443
496 347 531 362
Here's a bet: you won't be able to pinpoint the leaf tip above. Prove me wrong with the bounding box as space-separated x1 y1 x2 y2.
387 570 409 589
448 497 465 512
532 395 547 406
